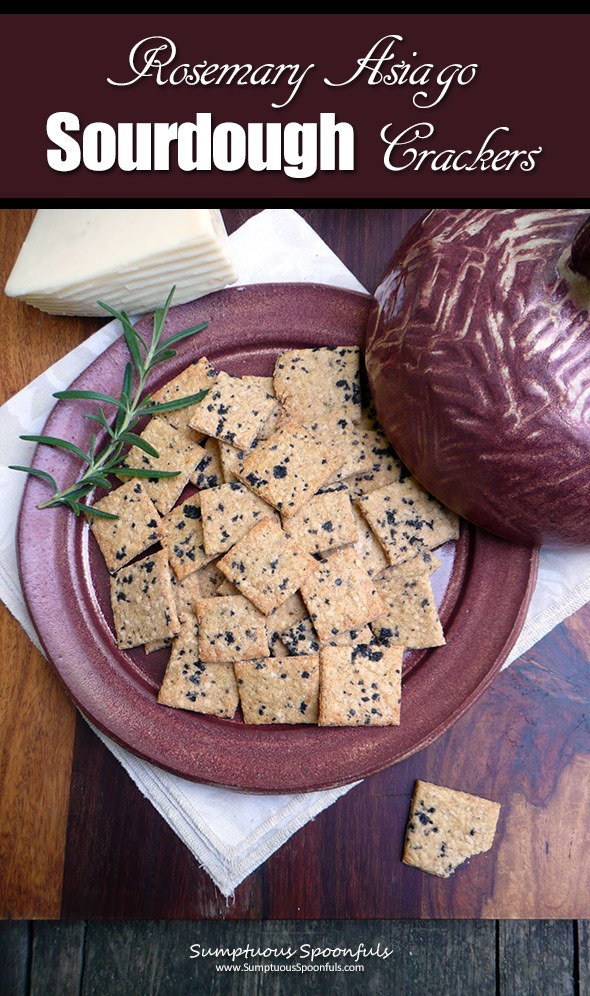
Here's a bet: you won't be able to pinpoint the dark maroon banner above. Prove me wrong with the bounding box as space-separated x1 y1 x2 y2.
2 13 588 200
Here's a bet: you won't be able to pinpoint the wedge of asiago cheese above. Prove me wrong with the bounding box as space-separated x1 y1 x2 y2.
4 208 237 315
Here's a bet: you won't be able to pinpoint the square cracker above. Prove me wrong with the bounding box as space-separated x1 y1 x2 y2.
217 517 318 615
157 495 217 580
109 549 180 649
194 594 269 663
118 416 193 514
199 482 279 556
355 476 460 566
281 486 358 556
234 655 320 724
304 409 378 484
89 479 160 573
149 356 218 433
235 419 342 517
273 346 361 423
370 551 445 649
402 780 501 878
318 643 403 727
188 369 277 451
299 546 387 642
157 621 239 718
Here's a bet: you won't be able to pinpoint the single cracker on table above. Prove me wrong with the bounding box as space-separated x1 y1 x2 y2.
194 594 269 663
217 516 319 615
118 416 194 514
158 620 240 718
234 654 320 724
402 780 501 878
299 545 387 643
235 419 342 517
355 476 460 566
281 485 358 556
318 643 403 727
273 345 362 423
200 481 280 556
109 548 181 650
157 494 217 580
188 369 278 451
89 479 160 573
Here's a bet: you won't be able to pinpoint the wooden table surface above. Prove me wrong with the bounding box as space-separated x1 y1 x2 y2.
1 206 590 930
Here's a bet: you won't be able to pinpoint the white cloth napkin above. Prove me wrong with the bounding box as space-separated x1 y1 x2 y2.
2 208 590 898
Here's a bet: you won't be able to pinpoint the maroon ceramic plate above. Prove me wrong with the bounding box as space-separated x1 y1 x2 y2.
16 283 538 793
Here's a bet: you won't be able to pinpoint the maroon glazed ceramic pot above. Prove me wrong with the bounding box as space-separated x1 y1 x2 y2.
365 208 590 547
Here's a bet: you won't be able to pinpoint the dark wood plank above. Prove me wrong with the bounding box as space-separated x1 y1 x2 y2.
0 921 30 996
79 920 496 996
29 922 85 996
499 921 576 996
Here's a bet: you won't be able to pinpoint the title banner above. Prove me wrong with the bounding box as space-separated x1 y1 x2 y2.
3 13 588 198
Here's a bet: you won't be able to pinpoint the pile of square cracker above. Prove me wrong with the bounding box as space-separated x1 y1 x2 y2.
90 345 460 727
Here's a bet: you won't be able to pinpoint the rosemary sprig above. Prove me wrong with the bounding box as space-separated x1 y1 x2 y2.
10 286 209 518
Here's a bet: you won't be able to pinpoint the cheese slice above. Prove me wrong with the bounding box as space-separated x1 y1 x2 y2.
5 208 238 315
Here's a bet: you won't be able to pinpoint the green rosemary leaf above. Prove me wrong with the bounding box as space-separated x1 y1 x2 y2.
138 388 209 415
116 466 181 479
54 389 126 409
20 435 91 463
87 475 112 491
80 504 118 520
9 465 58 491
160 321 209 348
118 432 160 457
149 349 179 368
122 322 144 375
83 410 116 436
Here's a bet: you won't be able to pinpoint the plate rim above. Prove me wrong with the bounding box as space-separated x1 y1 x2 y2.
15 282 539 793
